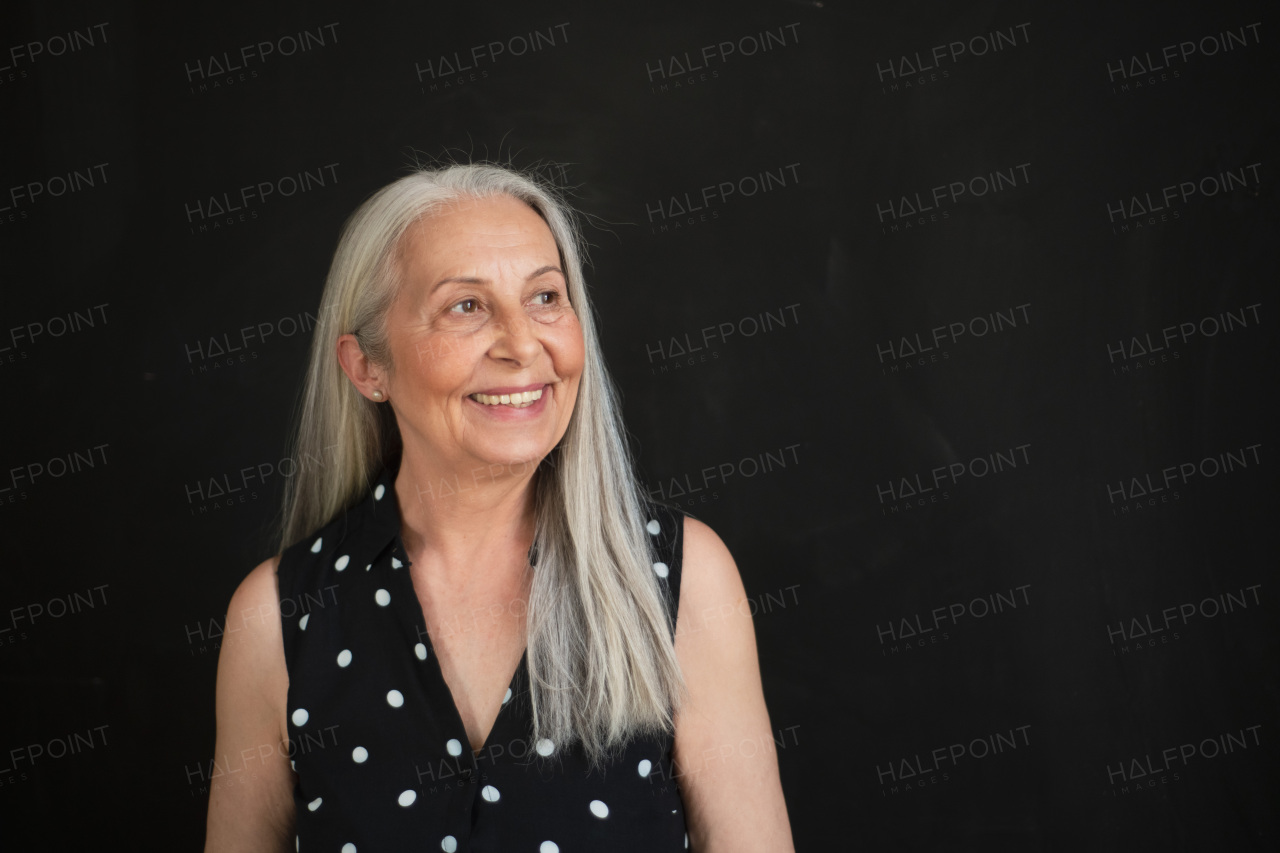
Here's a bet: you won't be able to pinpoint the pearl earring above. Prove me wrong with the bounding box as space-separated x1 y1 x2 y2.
372 390 383 400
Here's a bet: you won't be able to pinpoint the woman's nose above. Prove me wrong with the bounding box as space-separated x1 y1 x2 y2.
488 304 541 365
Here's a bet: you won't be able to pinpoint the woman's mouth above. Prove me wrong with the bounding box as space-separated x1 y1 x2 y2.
469 387 545 408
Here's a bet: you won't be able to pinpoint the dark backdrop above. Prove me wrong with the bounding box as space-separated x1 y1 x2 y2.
1 0 1275 849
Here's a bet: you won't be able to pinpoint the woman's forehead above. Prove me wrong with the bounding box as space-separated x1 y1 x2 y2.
404 197 556 259
394 196 562 292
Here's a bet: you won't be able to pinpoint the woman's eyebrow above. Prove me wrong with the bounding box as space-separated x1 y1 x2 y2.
526 265 565 280
429 265 564 294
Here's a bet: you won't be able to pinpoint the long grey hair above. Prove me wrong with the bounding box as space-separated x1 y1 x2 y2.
278 163 685 764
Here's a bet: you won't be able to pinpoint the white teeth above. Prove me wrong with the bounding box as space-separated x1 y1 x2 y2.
471 388 544 407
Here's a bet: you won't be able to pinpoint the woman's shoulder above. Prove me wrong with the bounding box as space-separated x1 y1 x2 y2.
217 555 288 721
668 513 744 623
273 507 360 595
635 497 732 570
678 514 729 560
226 554 283 629
635 498 745 627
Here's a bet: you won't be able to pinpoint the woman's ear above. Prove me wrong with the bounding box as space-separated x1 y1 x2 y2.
336 334 388 402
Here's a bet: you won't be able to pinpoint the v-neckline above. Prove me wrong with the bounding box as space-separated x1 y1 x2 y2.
392 537 529 757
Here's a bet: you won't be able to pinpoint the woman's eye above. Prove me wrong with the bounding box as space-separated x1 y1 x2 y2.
535 291 558 305
450 298 479 314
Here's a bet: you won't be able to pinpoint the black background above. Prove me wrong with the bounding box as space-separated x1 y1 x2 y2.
1 1 1275 849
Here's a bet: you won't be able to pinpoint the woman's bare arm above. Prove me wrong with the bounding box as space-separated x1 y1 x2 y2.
673 517 795 852
204 557 296 853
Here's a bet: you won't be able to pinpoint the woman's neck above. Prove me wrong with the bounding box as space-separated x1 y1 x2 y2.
392 447 539 587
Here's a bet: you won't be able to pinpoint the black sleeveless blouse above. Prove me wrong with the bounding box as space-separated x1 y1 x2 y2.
276 466 689 852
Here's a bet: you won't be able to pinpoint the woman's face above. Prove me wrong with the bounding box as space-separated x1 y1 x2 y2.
381 194 585 477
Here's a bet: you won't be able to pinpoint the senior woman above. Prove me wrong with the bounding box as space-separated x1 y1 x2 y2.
204 164 793 852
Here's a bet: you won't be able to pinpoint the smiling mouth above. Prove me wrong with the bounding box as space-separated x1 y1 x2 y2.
469 388 544 408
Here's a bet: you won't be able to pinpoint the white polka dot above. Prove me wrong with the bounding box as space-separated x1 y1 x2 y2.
646 519 661 535
446 738 462 756
415 643 428 660
310 537 323 553
387 689 404 708
375 589 391 606
441 836 457 853
352 746 368 763
535 738 554 757
391 556 403 569
335 554 350 571
684 832 689 848
540 843 559 853
481 784 500 802
341 845 355 853
299 613 310 631
589 799 609 818
502 687 512 704
291 708 308 726
290 760 296 771
375 484 385 500
652 561 669 579
398 789 417 807
295 836 299 852
307 797 322 811
638 759 651 777
365 564 371 572
337 649 352 668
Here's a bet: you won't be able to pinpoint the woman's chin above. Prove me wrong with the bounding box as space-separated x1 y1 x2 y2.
464 445 553 476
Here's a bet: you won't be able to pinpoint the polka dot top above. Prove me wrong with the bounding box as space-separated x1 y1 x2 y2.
275 465 690 852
